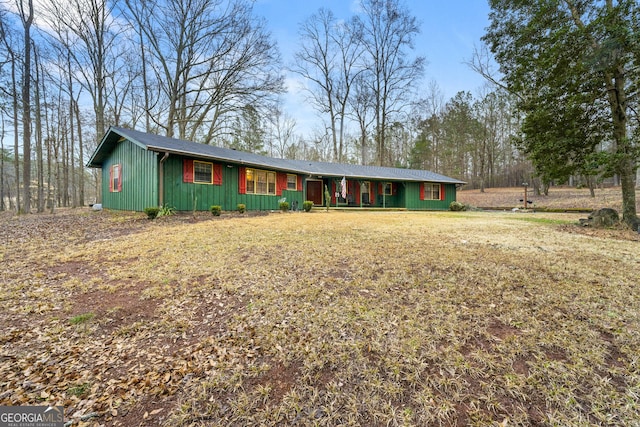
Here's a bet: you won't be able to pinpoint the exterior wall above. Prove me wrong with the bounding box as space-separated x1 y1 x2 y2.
327 179 406 208
99 139 457 212
404 182 457 210
162 155 305 211
102 139 158 211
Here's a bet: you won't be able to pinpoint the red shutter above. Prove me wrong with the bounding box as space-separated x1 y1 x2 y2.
117 165 122 192
183 159 194 183
378 183 383 194
109 166 114 192
297 175 302 191
276 172 287 196
419 183 425 200
355 182 360 203
238 167 246 194
392 183 397 195
213 163 223 185
440 184 445 200
331 181 336 204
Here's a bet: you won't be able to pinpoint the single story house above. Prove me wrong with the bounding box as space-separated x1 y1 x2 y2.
87 126 465 212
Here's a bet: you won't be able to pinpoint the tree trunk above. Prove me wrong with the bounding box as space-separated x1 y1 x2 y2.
21 0 34 214
0 115 4 211
619 156 637 224
47 135 53 213
75 100 85 207
11 48 20 212
606 67 637 224
34 43 44 212
63 127 69 207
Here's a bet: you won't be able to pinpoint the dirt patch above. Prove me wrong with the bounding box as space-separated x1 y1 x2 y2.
71 281 161 334
245 360 301 405
487 319 521 340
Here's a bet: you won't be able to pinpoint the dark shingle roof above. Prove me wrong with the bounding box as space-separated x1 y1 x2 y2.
88 126 465 184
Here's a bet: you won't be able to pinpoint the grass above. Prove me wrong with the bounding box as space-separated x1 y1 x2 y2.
0 209 639 426
69 312 95 325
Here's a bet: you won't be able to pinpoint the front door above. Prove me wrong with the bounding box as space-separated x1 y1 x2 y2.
306 180 323 206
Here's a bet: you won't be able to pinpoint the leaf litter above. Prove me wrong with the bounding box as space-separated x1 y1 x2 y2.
0 208 639 426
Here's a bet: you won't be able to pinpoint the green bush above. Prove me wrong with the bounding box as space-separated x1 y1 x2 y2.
237 204 246 214
449 201 467 211
279 201 290 212
144 207 160 219
302 200 313 212
210 205 222 216
157 204 175 217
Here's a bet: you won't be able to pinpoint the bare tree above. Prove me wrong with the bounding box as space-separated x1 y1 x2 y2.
0 9 11 211
1 19 21 211
292 8 363 162
33 42 44 211
125 0 284 143
74 99 85 206
409 80 444 172
0 113 5 211
43 0 121 139
267 105 297 159
349 73 374 165
356 0 425 166
18 0 34 213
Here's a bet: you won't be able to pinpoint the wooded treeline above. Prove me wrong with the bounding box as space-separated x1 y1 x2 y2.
0 0 636 214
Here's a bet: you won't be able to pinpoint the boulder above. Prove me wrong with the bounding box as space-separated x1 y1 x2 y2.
586 208 619 228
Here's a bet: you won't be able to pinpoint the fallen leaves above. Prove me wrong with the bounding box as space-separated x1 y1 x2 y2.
1 208 639 426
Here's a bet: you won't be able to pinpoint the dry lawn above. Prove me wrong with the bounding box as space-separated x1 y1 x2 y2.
458 186 640 212
1 208 639 426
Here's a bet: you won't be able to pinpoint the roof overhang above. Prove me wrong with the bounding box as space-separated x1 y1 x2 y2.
87 126 467 185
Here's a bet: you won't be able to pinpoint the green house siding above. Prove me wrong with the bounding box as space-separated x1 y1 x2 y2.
404 182 457 210
102 139 158 211
373 182 404 208
162 156 305 211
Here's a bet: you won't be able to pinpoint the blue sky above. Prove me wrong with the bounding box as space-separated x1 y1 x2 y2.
254 0 492 132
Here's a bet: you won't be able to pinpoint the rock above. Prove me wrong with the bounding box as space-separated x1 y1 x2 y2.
586 208 619 228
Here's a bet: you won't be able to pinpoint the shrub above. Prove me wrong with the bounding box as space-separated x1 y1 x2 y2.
279 201 290 212
157 204 175 217
210 205 222 216
144 207 160 219
237 204 246 214
302 200 313 212
449 201 466 211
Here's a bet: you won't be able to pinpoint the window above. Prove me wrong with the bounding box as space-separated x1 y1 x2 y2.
361 181 370 204
246 169 255 193
423 183 441 200
194 161 213 184
110 164 122 193
287 174 297 190
383 182 392 196
246 168 276 195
